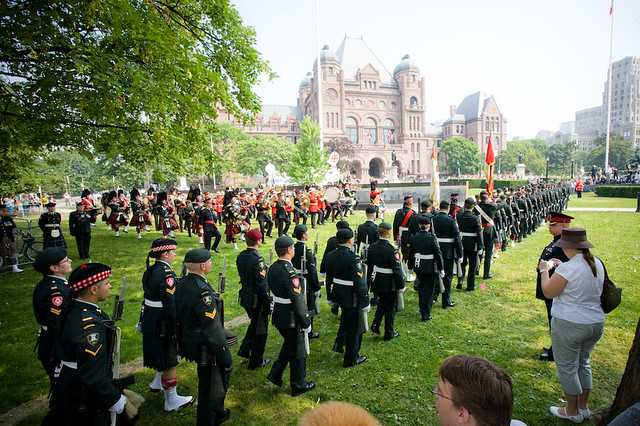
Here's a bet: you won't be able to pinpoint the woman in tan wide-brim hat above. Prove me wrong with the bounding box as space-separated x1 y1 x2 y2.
539 227 605 424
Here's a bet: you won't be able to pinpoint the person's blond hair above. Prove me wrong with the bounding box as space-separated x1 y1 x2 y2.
298 401 380 426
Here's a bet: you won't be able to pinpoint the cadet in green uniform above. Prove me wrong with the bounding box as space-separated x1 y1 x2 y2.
237 228 272 369
47 263 129 425
292 224 321 339
456 198 484 291
325 228 370 367
32 248 72 385
141 238 193 411
408 217 444 321
176 248 232 425
266 235 316 396
366 222 405 340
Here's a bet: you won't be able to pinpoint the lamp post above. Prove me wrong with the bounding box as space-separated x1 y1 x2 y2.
545 158 550 180
571 160 575 179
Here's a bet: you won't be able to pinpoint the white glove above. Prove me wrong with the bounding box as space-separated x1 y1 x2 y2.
109 394 127 414
478 250 484 256
439 270 445 278
305 326 312 334
361 304 371 313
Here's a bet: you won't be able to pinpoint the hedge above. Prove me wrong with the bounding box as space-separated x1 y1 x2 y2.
445 179 529 189
594 185 640 198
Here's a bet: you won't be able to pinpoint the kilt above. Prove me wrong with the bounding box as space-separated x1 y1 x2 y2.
142 333 179 371
0 236 17 258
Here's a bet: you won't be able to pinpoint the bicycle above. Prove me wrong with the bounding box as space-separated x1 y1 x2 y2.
0 222 43 271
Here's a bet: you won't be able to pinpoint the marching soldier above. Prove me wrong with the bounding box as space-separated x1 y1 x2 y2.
536 212 573 362
200 197 222 253
476 191 497 279
176 248 232 425
236 229 272 369
275 193 290 236
292 224 321 340
39 201 67 249
1 204 22 272
319 220 351 315
356 205 379 255
456 198 484 291
256 193 274 242
47 263 130 424
392 195 416 281
367 222 405 340
69 201 94 260
408 199 434 237
32 248 72 385
432 200 463 309
407 217 443 321
141 238 193 411
266 235 316 396
325 228 369 367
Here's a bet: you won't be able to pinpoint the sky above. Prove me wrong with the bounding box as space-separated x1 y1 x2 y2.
232 0 640 139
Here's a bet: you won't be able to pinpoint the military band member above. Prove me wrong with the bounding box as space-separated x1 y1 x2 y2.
256 193 274 242
392 195 416 281
432 201 463 309
39 201 67 249
266 236 316 396
292 224 321 339
237 229 272 369
456 198 484 291
367 222 405 340
356 205 379 256
176 248 232 425
475 191 497 279
1 204 22 272
32 248 72 385
69 202 94 260
47 263 129 424
130 189 152 240
325 228 369 367
407 217 444 321
275 193 290 237
200 198 222 253
536 212 572 362
308 189 320 228
141 238 193 411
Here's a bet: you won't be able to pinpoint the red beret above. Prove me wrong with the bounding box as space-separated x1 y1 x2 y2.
245 228 262 242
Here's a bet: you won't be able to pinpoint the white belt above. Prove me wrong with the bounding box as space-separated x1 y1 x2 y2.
272 296 292 305
333 278 354 286
372 266 393 274
438 238 454 243
44 224 60 228
399 226 409 235
415 254 434 260
61 360 77 369
460 232 477 237
144 299 163 308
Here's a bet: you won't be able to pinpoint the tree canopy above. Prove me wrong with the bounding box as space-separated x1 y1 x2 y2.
288 118 329 185
587 135 634 170
498 139 548 175
440 136 480 175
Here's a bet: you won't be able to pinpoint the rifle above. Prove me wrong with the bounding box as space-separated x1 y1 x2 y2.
313 233 319 257
218 256 227 323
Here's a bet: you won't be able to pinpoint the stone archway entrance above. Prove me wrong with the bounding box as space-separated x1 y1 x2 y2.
368 158 384 179
350 160 363 180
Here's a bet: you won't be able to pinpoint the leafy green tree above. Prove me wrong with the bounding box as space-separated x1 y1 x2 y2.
498 139 548 175
1 0 272 186
288 118 329 185
548 141 576 177
325 137 356 173
440 136 480 175
587 135 633 169
236 135 293 177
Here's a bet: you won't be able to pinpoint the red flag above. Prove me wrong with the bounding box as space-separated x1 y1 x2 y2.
485 135 495 195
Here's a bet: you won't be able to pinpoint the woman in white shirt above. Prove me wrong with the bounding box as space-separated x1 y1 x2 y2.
539 227 604 424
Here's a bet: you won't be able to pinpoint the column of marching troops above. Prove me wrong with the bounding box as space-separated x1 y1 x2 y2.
26 180 572 425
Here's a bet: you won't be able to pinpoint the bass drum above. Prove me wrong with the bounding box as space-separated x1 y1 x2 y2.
324 187 340 203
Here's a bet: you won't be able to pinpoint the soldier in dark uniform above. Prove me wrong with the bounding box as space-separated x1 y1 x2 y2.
392 195 416 281
367 222 405 339
255 193 274 242
292 224 321 340
356 205 379 256
69 201 94 260
140 238 193 411
32 248 72 385
1 204 22 272
176 248 232 425
39 201 67 249
47 263 129 425
325 228 369 367
408 199 433 237
266 235 316 396
319 220 351 316
432 201 463 309
200 197 221 253
476 191 497 279
536 212 572 362
456 198 484 291
236 229 272 369
275 193 290 237
408 217 443 321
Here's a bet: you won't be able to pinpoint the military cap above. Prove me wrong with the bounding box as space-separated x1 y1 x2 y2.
33 248 68 274
44 202 56 207
245 228 262 242
69 263 112 293
293 224 307 239
336 228 354 243
546 212 574 224
365 205 377 214
149 238 177 254
336 220 350 230
403 195 413 201
275 235 295 250
184 248 211 263
379 222 392 231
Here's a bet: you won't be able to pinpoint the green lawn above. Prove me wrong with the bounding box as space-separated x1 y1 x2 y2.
1 204 639 425
569 192 636 209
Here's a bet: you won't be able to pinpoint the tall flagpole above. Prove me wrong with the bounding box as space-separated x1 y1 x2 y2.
315 0 323 150
604 0 614 175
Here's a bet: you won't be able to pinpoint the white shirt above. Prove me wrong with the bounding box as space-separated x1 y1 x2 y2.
552 253 605 324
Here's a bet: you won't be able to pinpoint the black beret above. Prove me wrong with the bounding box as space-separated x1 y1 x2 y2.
419 216 431 225
379 222 392 231
33 248 67 274
336 220 350 230
149 238 177 254
45 202 56 207
69 263 112 293
293 224 307 239
336 228 354 243
275 235 295 249
365 205 377 214
184 248 211 263
403 195 413 201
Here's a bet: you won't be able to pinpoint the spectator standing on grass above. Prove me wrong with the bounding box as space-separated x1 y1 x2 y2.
539 227 605 423
574 178 584 199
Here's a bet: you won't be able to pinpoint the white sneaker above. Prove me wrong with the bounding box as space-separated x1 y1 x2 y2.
169 231 175 238
149 372 163 392
549 406 583 423
579 408 591 419
12 265 24 273
137 233 142 240
163 387 193 412
115 231 120 237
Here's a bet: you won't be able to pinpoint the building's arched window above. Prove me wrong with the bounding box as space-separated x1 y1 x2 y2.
363 117 377 144
383 119 395 144
410 96 418 106
346 117 358 143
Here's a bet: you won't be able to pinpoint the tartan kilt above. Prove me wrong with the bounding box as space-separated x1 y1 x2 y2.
142 333 179 371
161 217 179 233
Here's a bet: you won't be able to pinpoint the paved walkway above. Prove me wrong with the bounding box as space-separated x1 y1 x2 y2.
566 207 636 212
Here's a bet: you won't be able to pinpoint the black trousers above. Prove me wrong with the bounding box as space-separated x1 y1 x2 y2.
460 250 478 290
482 227 494 277
269 327 306 387
372 292 395 336
441 258 454 307
257 214 273 242
340 307 362 366
203 228 221 251
197 361 229 426
239 308 269 368
75 233 91 259
416 274 436 319
310 212 318 228
276 217 290 236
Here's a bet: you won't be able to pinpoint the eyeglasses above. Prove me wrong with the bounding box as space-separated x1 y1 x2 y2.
431 385 456 402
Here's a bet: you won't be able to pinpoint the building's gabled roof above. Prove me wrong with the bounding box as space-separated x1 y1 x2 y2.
258 105 300 123
335 35 394 84
456 91 499 120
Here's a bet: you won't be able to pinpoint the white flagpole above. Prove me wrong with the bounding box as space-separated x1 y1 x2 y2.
604 0 614 175
315 0 323 150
